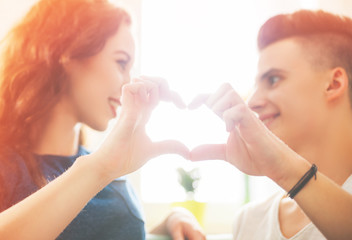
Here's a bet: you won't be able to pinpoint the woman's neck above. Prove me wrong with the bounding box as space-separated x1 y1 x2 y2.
33 100 81 156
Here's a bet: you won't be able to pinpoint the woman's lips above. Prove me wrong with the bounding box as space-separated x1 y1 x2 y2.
259 113 280 127
108 97 121 117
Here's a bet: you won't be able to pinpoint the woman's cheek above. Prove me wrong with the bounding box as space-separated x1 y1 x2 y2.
109 71 125 92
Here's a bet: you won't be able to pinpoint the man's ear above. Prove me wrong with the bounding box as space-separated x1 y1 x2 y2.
325 67 349 102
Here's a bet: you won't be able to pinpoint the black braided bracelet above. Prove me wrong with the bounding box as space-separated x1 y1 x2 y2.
287 164 317 199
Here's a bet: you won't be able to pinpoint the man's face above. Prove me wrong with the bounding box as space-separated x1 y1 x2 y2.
248 38 330 152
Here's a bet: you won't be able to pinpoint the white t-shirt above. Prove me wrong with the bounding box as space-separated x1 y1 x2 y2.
233 175 352 240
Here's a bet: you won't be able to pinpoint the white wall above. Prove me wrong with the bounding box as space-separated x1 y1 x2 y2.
0 0 39 40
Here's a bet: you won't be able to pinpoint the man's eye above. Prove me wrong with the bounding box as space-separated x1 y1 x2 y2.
268 75 281 86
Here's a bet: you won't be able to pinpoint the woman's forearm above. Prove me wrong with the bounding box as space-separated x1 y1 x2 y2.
0 78 199 240
0 154 111 240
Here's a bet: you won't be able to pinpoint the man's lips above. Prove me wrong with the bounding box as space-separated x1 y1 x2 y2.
259 113 280 127
108 97 121 117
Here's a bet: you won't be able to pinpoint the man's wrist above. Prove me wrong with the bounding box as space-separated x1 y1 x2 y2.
270 154 312 192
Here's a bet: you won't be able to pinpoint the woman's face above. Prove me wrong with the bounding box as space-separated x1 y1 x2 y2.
64 23 135 131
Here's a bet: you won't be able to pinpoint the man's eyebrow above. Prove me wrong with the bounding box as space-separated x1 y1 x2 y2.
114 50 131 62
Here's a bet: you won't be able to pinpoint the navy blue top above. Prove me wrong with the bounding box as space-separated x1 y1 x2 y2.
0 146 145 240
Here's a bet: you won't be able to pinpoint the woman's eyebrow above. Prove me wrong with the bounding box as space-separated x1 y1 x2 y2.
114 50 131 62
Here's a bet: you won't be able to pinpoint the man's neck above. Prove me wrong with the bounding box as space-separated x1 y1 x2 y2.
295 120 352 185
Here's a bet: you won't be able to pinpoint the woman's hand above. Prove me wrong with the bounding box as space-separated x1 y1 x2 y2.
151 207 206 240
92 76 190 182
166 208 205 240
188 83 308 184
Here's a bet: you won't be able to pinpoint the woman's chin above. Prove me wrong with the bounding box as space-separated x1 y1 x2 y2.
87 118 110 132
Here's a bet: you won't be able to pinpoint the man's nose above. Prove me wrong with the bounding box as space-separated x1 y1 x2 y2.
247 87 267 113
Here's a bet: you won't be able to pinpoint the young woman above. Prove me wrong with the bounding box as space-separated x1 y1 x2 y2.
0 0 205 239
190 10 352 240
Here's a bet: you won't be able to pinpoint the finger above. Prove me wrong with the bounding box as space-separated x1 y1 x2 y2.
151 140 190 160
170 231 184 240
212 90 245 118
140 76 187 109
167 90 187 109
121 82 148 104
184 229 206 240
224 103 271 147
223 103 263 132
131 77 139 83
223 103 247 132
188 94 210 110
179 219 205 240
181 221 206 240
190 144 226 161
226 129 251 168
146 82 160 108
128 81 161 109
206 83 233 108
131 78 160 105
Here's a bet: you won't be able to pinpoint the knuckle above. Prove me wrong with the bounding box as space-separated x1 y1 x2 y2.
236 103 247 113
222 110 230 120
228 90 238 99
221 82 232 90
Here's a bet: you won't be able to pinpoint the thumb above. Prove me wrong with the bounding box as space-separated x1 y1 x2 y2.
150 140 190 160
190 144 226 161
188 94 210 110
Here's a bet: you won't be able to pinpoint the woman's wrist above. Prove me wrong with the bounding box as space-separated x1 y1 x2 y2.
73 154 116 189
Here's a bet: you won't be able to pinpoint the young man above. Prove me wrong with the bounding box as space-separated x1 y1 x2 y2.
190 10 352 240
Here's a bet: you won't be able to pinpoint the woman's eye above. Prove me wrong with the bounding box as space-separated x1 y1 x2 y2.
268 75 281 86
116 60 127 70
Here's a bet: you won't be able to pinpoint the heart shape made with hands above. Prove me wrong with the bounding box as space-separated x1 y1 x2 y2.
131 77 247 162
146 101 229 155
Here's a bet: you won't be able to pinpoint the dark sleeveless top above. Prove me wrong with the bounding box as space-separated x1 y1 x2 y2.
0 146 145 240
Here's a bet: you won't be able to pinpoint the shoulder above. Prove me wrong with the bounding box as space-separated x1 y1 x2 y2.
235 191 282 219
233 191 283 237
0 146 37 211
0 146 27 179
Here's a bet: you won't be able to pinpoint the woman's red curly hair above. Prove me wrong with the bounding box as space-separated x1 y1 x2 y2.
0 0 131 186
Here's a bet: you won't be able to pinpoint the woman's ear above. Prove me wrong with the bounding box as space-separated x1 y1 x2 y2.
61 58 85 83
325 67 349 102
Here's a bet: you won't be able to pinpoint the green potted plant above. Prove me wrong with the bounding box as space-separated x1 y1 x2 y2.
172 167 206 226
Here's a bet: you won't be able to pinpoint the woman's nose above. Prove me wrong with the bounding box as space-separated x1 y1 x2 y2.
123 74 131 85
